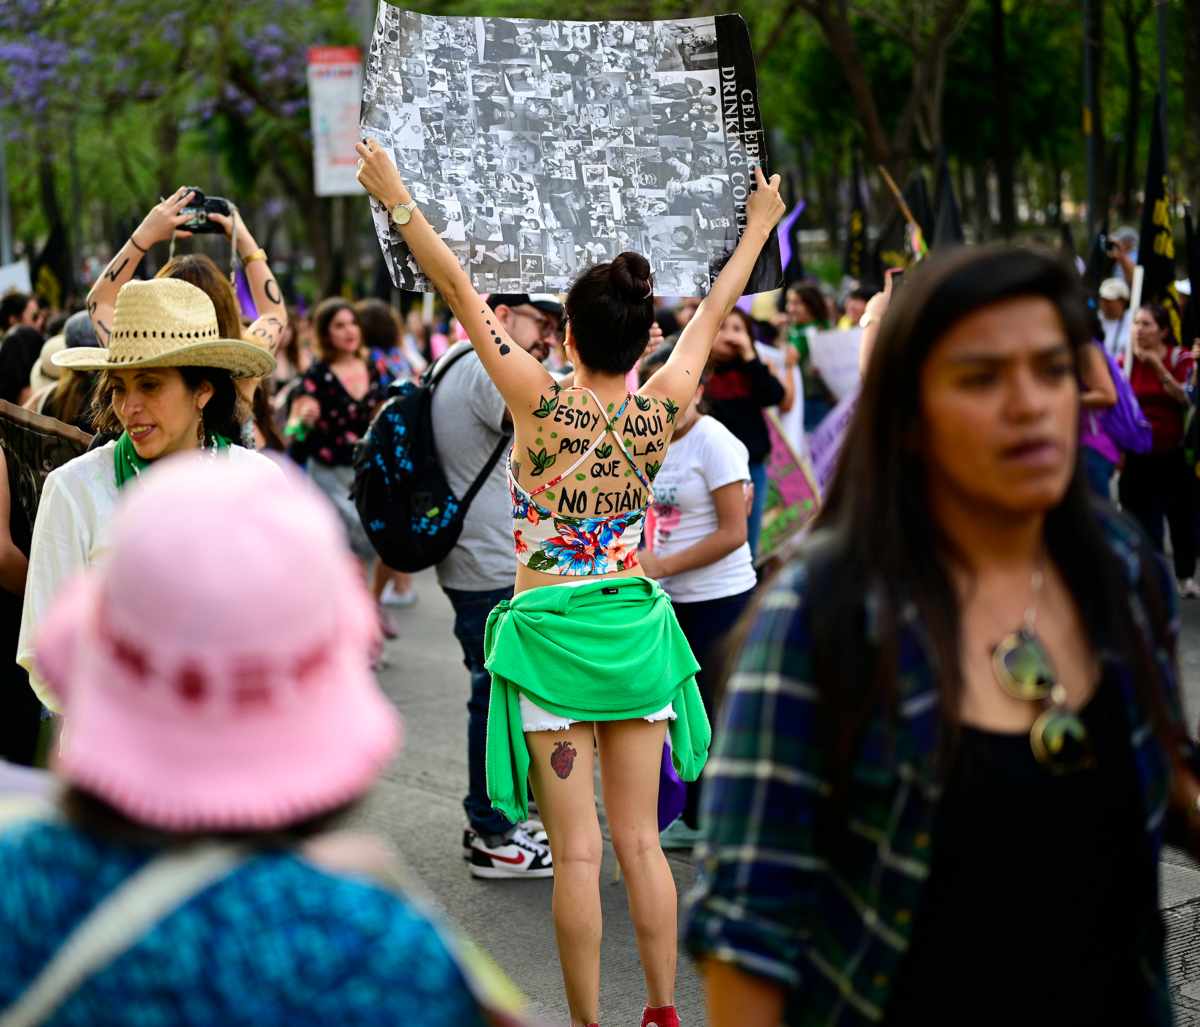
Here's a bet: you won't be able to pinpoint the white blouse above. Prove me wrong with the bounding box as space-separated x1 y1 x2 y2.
17 442 279 711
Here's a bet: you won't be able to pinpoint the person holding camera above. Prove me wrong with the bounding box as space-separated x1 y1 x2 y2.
86 187 288 379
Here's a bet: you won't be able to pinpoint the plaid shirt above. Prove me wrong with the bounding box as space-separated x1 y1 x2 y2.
684 512 1185 1025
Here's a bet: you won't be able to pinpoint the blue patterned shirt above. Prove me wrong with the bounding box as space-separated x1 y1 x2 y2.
0 819 490 1026
684 511 1185 1025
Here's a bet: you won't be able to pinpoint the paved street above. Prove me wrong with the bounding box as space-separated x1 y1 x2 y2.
357 570 1200 1025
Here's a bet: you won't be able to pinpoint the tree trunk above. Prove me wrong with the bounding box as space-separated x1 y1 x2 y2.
1181 0 1200 201
1085 0 1107 224
991 0 1016 238
971 161 991 242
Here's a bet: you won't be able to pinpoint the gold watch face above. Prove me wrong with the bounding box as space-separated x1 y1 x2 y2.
391 203 412 226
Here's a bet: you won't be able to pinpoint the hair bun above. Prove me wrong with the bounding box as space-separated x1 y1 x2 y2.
610 252 653 303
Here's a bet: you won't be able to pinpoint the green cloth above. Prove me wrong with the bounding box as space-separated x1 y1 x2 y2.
484 576 710 824
113 430 232 489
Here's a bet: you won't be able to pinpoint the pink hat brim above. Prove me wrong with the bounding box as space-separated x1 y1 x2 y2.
48 580 402 833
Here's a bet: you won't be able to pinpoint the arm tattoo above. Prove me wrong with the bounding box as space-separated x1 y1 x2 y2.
263 278 282 305
96 321 111 343
104 257 129 283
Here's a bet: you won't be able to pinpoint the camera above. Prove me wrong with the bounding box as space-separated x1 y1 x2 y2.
179 188 232 234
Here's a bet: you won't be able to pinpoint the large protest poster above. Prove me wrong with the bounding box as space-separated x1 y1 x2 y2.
308 46 365 197
809 391 857 494
360 7 781 297
806 327 862 402
757 411 820 566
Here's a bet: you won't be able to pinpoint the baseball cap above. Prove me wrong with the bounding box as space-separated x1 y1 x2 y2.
1099 278 1130 302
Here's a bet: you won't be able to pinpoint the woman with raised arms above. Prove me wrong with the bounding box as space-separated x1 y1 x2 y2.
356 137 784 1027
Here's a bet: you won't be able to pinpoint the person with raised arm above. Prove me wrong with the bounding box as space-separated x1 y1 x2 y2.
356 137 784 1027
86 188 288 373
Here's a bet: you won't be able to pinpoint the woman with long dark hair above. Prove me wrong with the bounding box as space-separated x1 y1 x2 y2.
1117 302 1197 594
687 247 1200 1027
356 137 784 1027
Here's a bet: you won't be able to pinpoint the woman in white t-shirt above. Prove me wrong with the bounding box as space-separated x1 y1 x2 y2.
17 278 279 713
637 363 756 844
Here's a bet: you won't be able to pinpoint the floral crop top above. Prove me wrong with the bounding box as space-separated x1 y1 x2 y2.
508 388 655 576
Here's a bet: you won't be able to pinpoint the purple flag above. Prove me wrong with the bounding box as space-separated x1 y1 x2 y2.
235 268 259 322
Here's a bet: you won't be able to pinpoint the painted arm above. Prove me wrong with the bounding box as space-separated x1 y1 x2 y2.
640 481 747 579
355 140 552 415
643 166 785 411
86 187 196 344
207 212 288 354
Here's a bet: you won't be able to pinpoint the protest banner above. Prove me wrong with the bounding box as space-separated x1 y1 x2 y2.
361 8 781 296
308 46 365 197
806 327 863 402
809 390 857 495
757 410 820 565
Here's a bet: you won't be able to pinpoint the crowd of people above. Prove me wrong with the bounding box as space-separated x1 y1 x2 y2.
0 144 1198 1027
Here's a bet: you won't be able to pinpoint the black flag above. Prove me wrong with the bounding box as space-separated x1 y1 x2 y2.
1183 207 1199 349
872 170 933 280
842 153 869 283
1136 94 1182 342
932 152 965 247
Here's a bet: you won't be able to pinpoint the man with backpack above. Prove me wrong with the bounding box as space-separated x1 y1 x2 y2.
432 293 562 879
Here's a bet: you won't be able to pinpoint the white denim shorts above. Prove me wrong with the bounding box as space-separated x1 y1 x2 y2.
519 695 677 733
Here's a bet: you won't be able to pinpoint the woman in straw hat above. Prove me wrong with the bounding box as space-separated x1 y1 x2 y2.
16 277 279 714
0 457 516 1026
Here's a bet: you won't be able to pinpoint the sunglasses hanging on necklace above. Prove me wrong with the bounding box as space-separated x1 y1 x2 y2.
989 564 1094 773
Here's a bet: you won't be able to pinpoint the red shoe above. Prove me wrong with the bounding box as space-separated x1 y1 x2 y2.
641 1007 680 1027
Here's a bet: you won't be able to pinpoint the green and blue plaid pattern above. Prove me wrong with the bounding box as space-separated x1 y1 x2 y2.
685 511 1183 1025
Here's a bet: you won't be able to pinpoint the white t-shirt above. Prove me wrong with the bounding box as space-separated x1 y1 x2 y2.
650 416 756 604
17 442 279 711
1101 313 1132 368
755 342 805 455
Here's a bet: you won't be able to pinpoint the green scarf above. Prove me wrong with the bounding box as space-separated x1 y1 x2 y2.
113 430 233 490
483 576 710 824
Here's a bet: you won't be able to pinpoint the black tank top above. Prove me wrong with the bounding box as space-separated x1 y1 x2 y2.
884 677 1149 1026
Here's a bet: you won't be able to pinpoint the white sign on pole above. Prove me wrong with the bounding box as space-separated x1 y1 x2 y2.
807 327 863 401
307 46 365 197
0 260 31 296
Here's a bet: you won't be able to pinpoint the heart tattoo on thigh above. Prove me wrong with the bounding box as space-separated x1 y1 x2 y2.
550 740 578 779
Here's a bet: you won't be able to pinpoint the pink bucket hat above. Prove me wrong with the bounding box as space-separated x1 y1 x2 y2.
34 455 401 831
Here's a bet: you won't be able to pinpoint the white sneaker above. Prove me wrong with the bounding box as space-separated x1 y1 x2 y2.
466 826 554 880
381 582 418 608
1179 578 1200 599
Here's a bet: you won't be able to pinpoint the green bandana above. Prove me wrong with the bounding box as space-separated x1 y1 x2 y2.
113 430 233 490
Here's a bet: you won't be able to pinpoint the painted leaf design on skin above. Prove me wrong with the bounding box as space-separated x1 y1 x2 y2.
526 550 558 573
550 382 562 395
646 460 661 480
595 443 613 459
533 394 558 419
527 447 557 477
634 394 652 411
662 398 679 424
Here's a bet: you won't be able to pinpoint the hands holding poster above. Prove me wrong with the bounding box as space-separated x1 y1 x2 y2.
360 7 781 296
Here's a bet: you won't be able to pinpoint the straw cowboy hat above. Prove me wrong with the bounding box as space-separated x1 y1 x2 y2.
53 278 275 380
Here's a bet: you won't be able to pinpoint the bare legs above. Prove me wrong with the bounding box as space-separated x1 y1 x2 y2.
527 718 676 1025
527 724 603 1025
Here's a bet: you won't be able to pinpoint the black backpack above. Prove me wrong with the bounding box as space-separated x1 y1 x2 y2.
352 345 510 572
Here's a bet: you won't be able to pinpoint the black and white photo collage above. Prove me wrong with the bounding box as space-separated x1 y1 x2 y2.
361 9 747 296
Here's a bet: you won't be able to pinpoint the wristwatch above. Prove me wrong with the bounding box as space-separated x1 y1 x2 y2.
389 199 419 226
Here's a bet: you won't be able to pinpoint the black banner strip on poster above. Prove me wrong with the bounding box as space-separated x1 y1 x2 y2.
714 14 782 295
360 8 783 297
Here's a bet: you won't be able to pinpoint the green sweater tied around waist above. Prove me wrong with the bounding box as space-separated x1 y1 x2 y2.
483 576 710 824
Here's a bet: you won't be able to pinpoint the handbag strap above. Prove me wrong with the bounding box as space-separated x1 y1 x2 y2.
0 842 249 1027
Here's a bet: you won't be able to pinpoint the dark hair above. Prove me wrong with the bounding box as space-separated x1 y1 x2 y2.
354 298 401 353
44 311 71 338
787 283 827 325
90 365 243 442
0 325 43 403
722 307 756 340
313 298 361 363
251 382 285 452
46 370 99 433
802 245 1168 778
60 786 357 846
0 292 30 329
1139 302 1178 348
156 255 241 341
847 286 873 303
565 251 654 375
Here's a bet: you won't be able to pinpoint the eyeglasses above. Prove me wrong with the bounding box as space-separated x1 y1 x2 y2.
511 308 561 341
992 629 1093 773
